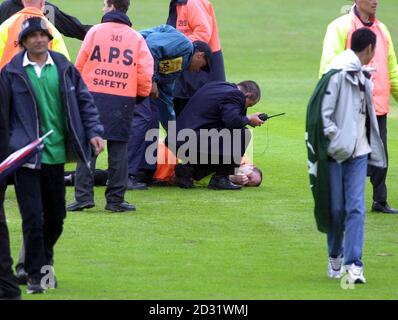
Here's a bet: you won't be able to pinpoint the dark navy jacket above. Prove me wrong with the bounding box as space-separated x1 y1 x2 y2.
0 0 91 40
0 77 9 197
176 81 249 133
0 79 9 164
0 50 104 169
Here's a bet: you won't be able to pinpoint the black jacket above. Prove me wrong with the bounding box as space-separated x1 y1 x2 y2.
176 81 249 133
171 81 249 157
0 76 10 195
0 78 9 163
1 50 104 169
0 0 91 40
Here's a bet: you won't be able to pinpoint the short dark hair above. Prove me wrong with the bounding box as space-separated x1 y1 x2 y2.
237 80 261 103
351 28 377 53
107 0 130 13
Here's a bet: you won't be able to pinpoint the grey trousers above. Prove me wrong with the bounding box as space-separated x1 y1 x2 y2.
75 140 128 204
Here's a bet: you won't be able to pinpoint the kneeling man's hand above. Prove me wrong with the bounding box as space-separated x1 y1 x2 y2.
247 113 265 127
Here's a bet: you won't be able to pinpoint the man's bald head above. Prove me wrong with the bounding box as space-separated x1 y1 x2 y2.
22 0 45 10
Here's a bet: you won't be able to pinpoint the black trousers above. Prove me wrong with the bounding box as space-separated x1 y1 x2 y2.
369 115 388 203
191 162 237 181
14 165 66 279
180 128 251 180
0 184 20 297
75 141 128 204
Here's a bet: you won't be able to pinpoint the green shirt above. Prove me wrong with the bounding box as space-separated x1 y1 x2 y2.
25 62 67 165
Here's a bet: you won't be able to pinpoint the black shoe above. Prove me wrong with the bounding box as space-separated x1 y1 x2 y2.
67 201 95 212
208 175 242 190
127 176 148 190
175 164 194 189
26 277 45 295
105 201 136 212
372 201 398 214
16 266 28 285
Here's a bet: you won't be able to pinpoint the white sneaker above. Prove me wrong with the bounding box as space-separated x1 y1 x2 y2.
345 263 366 284
327 256 343 279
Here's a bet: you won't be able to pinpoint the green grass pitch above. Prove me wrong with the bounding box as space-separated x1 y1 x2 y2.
4 0 398 299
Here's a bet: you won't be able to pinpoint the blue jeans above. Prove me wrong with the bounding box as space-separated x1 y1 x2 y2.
327 155 368 267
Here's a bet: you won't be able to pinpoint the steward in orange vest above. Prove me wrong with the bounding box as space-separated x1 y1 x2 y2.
320 2 398 213
69 5 154 213
0 5 70 70
0 0 91 40
76 11 153 142
167 0 226 113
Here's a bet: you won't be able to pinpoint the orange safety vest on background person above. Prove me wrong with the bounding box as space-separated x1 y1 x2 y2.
175 0 221 52
0 7 70 70
319 7 398 116
345 15 391 116
168 0 226 97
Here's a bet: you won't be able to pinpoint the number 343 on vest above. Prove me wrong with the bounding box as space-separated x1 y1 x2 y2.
90 45 134 66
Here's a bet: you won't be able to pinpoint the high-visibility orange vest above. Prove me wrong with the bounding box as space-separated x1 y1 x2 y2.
175 0 221 52
76 22 154 98
346 14 392 116
0 7 69 70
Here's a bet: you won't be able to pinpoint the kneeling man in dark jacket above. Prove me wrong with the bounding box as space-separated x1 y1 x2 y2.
0 17 104 294
169 80 263 190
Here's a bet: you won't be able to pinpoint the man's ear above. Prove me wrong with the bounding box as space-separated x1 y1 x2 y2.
366 44 375 56
245 92 253 99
